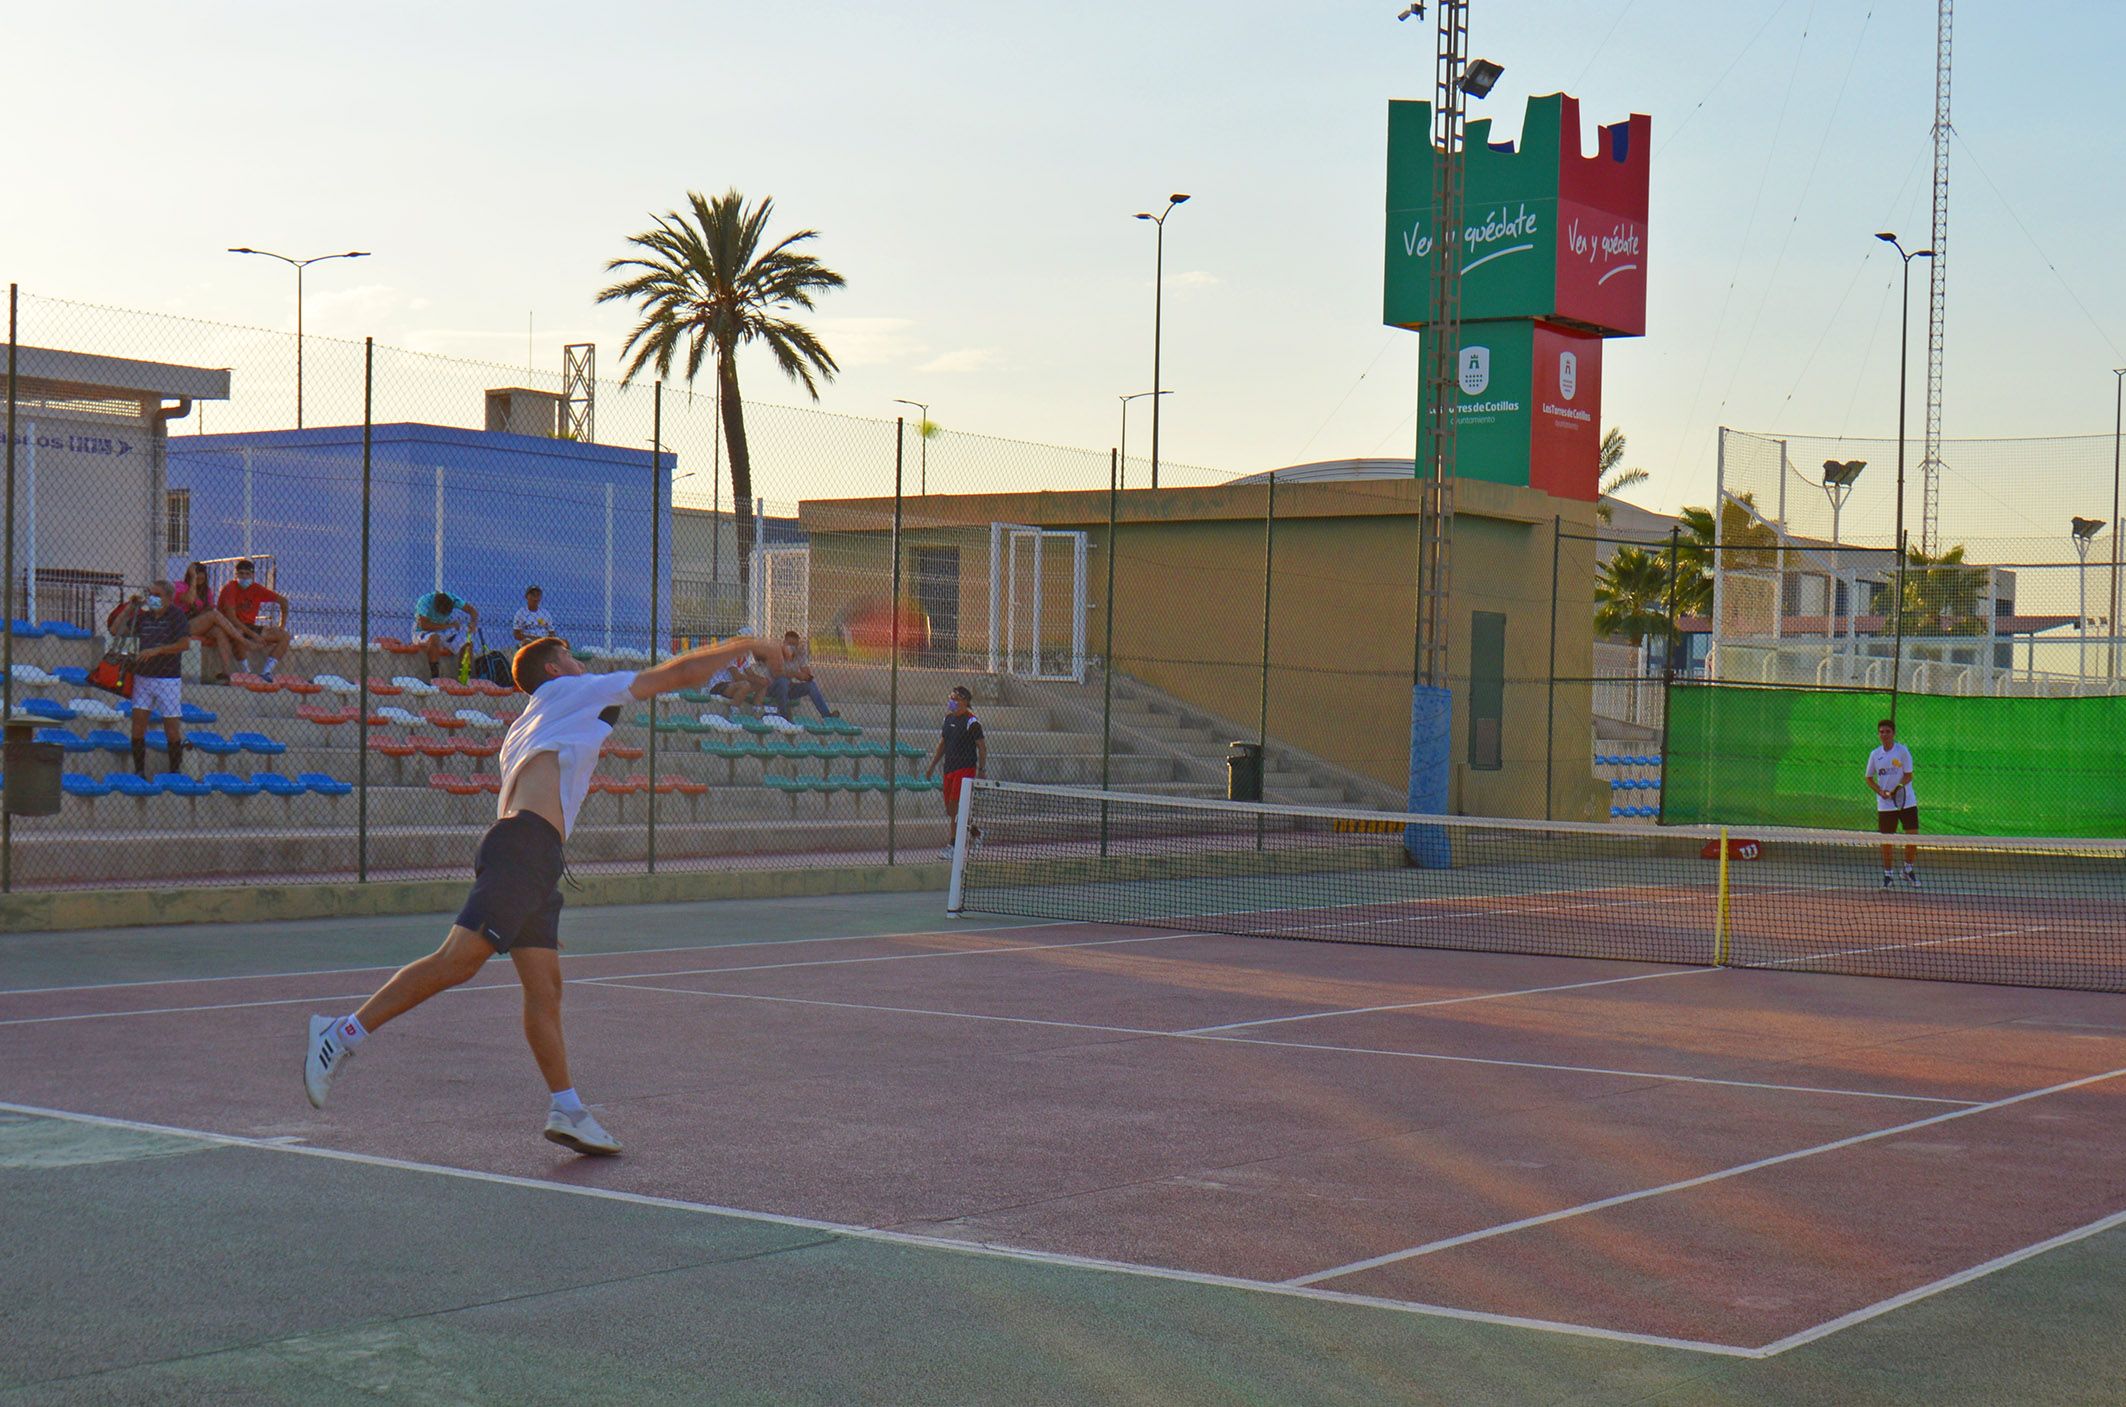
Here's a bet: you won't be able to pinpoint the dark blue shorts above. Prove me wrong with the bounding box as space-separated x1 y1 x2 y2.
455 812 566 952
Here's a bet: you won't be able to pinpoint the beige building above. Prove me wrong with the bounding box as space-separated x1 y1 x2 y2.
799 466 1606 821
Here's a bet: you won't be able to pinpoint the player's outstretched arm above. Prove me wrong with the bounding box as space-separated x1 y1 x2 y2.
628 637 782 701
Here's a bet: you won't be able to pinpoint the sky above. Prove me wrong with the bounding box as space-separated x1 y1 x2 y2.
8 0 2126 516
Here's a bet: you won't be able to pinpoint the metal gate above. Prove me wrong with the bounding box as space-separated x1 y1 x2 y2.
750 545 810 639
986 523 1086 681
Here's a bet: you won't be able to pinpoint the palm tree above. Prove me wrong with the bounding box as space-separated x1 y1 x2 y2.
597 189 846 595
1897 542 1986 638
1596 426 1648 522
1595 546 1677 646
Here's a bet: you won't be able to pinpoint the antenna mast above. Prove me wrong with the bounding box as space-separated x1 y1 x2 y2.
1919 0 1951 555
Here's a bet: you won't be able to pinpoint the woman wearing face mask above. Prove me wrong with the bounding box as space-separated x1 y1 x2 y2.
173 561 254 685
107 581 194 776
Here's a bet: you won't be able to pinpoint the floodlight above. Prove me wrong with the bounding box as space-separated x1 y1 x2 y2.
2072 517 2106 541
1459 60 1505 97
1823 459 1866 488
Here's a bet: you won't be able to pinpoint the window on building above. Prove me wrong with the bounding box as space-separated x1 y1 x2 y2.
1469 610 1506 771
165 489 191 556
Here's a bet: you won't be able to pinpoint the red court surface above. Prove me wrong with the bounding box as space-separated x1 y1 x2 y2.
6 918 2126 1358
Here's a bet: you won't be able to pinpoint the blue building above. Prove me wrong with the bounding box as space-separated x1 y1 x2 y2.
167 424 674 652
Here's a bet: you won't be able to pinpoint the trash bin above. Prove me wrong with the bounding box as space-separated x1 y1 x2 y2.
1226 741 1263 803
3 717 63 817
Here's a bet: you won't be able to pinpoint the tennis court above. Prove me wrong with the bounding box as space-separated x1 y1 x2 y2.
7 791 2126 1403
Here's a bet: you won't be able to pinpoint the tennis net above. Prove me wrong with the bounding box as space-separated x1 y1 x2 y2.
946 782 2126 993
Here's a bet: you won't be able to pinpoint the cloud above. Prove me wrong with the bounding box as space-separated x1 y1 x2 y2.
916 347 1003 374
1171 270 1220 289
809 316 922 368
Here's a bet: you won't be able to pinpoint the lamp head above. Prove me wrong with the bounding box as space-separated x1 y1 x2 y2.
1875 232 1898 244
1134 212 1152 221
1170 194 1190 205
1459 59 1505 97
228 247 255 254
2072 516 2106 542
345 251 371 259
1822 459 1866 488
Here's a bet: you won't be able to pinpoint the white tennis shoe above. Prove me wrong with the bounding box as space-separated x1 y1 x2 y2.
304 1014 355 1108
544 1107 622 1156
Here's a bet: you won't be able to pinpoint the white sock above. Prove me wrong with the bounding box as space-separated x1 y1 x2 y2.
335 1014 368 1049
550 1087 585 1114
261 658 277 678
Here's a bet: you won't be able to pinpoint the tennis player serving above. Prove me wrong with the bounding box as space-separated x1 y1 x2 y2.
303 633 782 1154
1865 717 1919 890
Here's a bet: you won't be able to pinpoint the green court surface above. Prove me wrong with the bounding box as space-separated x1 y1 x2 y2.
5 892 2125 1404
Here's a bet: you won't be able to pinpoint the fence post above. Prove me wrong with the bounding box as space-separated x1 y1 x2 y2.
886 419 904 865
1891 529 1908 724
1544 514 1560 822
357 338 373 882
1100 448 1118 856
3 285 17 893
647 381 662 877
1657 525 1679 825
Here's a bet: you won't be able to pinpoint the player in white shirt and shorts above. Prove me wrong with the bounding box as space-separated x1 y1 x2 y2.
303 632 780 1154
1865 717 1920 890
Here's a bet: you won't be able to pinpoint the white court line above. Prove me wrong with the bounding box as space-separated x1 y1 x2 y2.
0 932 1199 1030
1753 1204 2126 1357
0 1099 1764 1359
1197 1033 1980 1107
575 931 1199 986
1177 966 1715 1035
589 980 1973 1106
1285 1061 2126 1288
0 920 1078 997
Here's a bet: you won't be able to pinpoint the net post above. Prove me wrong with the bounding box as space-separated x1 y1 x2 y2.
944 779 978 916
886 418 904 866
1544 513 1560 822
357 337 373 884
1099 448 1118 857
1712 826 1732 966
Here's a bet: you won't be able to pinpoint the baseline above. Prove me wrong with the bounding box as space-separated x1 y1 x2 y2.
0 1099 1765 1360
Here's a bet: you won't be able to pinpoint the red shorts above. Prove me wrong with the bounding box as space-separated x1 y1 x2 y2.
943 768 978 814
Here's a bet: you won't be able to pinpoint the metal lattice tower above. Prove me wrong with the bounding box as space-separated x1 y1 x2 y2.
562 343 596 444
1414 0 1468 689
1919 0 1952 554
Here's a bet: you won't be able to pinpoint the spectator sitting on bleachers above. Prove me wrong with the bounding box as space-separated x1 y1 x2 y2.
216 558 293 680
108 580 192 777
414 588 479 680
705 650 771 708
512 584 557 645
768 630 838 718
175 560 250 684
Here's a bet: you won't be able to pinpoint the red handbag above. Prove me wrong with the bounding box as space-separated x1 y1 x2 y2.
87 646 137 700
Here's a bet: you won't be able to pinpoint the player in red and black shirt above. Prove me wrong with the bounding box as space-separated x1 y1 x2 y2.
926 684 987 859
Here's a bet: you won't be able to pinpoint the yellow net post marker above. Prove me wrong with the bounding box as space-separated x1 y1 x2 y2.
1712 826 1732 966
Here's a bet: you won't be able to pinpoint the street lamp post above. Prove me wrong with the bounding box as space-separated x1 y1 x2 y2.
2073 517 2105 681
228 247 371 428
2111 368 2124 679
1133 195 1190 489
892 399 930 495
1118 390 1170 492
1874 234 1933 551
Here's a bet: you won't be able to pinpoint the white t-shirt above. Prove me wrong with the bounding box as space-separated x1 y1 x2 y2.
498 670 638 838
513 605 557 638
1865 743 1916 811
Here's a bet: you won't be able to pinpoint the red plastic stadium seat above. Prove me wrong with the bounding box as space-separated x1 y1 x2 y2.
476 774 502 794
670 779 708 796
429 773 484 796
472 679 515 697
365 677 404 696
437 680 478 697
279 675 324 696
600 742 645 761
232 672 282 694
627 774 684 796
424 711 468 730
295 704 356 726
457 740 501 759
369 735 418 759
414 737 459 759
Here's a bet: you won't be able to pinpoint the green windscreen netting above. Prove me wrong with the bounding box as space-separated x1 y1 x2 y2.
1663 685 2126 837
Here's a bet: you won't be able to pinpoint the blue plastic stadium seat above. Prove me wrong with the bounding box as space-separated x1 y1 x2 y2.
107 773 160 797
8 619 45 638
1608 778 1626 791
61 772 112 798
33 727 94 754
156 772 211 797
20 697 77 722
253 772 307 797
202 771 263 797
180 702 218 725
296 771 353 796
84 728 131 755
231 731 287 756
188 730 242 757
39 621 93 641
50 665 90 686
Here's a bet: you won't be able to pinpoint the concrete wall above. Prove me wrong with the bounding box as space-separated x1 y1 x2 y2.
799 479 1606 821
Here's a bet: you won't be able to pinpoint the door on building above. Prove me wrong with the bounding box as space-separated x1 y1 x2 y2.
914 547 960 663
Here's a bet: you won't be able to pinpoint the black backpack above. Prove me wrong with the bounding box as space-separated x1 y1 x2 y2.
470 632 513 688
